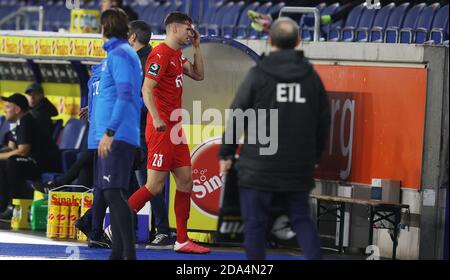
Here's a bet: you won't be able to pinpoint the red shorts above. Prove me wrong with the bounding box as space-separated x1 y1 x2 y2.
146 124 191 171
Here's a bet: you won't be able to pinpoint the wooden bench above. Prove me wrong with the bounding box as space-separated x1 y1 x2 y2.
310 194 410 260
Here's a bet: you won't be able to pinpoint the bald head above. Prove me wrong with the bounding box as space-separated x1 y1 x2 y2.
269 17 300 50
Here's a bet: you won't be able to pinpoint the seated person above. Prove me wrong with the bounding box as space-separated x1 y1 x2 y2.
0 93 60 221
24 83 58 135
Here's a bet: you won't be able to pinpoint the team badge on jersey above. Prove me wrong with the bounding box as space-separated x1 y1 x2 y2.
148 63 161 76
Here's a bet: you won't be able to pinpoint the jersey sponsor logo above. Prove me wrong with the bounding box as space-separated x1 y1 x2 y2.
148 63 161 76
191 137 223 217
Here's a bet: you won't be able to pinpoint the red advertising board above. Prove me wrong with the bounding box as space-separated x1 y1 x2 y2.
314 65 427 190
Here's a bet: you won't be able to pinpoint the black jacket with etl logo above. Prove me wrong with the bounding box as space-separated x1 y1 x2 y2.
219 50 331 192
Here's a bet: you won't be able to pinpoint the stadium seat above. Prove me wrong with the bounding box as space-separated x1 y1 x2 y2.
384 2 413 43
428 4 448 44
235 1 260 39
142 2 160 28
198 1 223 35
57 118 88 172
222 1 246 38
39 118 87 185
319 2 340 41
0 117 10 148
396 3 427 43
51 119 63 142
329 3 364 41
299 2 328 41
413 3 441 44
368 2 396 42
150 1 172 34
353 6 380 42
207 1 234 36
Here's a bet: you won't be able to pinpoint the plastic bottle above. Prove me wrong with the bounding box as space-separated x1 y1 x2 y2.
58 200 70 239
68 200 80 239
47 200 60 238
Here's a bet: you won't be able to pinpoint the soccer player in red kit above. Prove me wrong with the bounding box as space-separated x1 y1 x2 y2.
126 12 209 253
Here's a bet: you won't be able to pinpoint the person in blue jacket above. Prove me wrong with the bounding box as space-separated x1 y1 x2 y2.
94 7 143 260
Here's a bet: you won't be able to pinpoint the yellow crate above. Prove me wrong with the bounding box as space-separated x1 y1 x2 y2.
47 185 90 240
77 190 93 241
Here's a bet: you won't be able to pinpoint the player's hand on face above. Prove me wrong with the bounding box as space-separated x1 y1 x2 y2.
190 26 200 48
153 118 166 132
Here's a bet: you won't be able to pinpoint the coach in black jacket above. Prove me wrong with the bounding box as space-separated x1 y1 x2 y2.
219 17 330 260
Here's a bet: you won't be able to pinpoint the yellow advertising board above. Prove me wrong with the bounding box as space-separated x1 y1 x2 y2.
38 37 54 56
4 36 20 55
55 37 70 57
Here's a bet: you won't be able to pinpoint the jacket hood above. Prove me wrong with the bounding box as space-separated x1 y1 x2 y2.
257 50 313 82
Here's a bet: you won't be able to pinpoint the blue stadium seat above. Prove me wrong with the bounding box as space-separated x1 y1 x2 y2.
1 2 22 30
248 1 273 39
368 2 396 42
352 6 379 42
142 2 160 28
207 1 234 36
44 2 62 31
39 118 87 185
428 4 448 44
384 2 413 43
329 3 364 41
299 2 328 41
51 119 63 142
53 4 70 31
235 1 260 39
0 118 10 148
56 118 87 172
397 3 427 43
320 2 340 41
342 5 377 42
198 1 223 35
222 1 246 38
150 1 172 34
413 3 441 44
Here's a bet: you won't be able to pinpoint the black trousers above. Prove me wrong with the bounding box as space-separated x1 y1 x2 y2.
55 149 94 187
0 156 39 212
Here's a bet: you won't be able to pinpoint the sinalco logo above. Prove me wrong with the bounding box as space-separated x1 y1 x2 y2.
66 0 81 10
191 137 223 217
366 0 381 9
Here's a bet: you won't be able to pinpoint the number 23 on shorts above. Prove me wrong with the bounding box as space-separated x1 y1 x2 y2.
152 153 164 167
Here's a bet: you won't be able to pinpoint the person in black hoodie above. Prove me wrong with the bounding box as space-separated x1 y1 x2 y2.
24 83 58 135
219 17 330 260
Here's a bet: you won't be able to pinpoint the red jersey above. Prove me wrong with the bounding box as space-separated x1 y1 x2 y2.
144 43 188 126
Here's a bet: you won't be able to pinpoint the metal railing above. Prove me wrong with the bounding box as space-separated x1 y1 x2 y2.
279 6 321 42
0 6 44 31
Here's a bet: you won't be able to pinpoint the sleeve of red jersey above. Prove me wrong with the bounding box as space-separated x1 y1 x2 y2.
145 49 170 83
